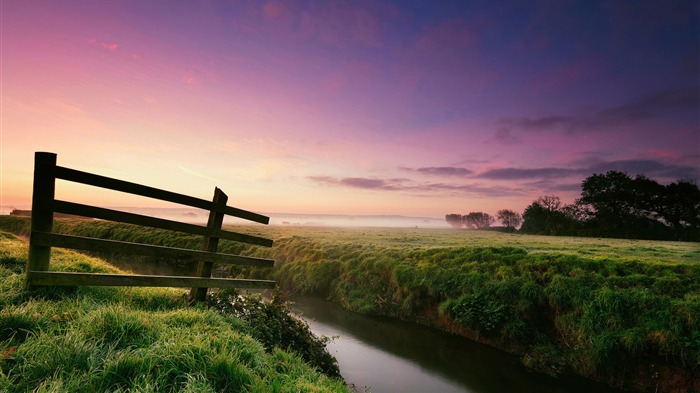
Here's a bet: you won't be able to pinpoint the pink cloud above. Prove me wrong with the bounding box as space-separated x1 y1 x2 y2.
88 38 118 51
636 149 684 161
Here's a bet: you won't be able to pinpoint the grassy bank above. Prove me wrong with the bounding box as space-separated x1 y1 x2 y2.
2 216 699 392
0 230 348 392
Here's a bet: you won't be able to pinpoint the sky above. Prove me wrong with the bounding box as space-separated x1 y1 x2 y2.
2 0 699 220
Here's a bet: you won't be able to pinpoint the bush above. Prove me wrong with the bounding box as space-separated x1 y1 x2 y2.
206 289 341 378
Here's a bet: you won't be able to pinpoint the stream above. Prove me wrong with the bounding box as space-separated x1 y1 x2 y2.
105 258 622 393
290 296 622 393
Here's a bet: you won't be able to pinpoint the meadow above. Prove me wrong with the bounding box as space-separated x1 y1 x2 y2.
1 216 699 392
0 229 347 392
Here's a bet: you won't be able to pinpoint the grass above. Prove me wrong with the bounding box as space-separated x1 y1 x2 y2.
0 230 348 393
1 216 699 392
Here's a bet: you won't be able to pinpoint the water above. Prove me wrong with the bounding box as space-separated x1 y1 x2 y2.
101 256 621 393
291 296 622 393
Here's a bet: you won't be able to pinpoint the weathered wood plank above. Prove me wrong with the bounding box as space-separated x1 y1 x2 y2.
191 187 227 302
31 232 274 268
28 152 57 275
52 200 273 247
54 166 270 224
28 271 275 289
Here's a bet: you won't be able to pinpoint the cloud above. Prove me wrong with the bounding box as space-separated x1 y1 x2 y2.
402 166 474 177
178 166 222 183
489 128 522 145
598 86 699 124
588 159 699 180
474 159 699 182
89 39 118 51
524 180 583 193
306 157 698 201
501 86 699 133
414 182 519 197
341 177 392 189
504 116 577 130
308 176 396 190
476 167 582 180
307 176 518 197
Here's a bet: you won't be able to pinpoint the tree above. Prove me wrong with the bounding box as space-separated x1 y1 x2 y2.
662 180 700 240
538 195 563 212
497 209 522 229
463 212 495 229
579 171 667 238
520 195 578 235
445 214 463 228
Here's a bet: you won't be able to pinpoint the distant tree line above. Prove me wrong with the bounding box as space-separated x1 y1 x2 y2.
445 209 522 231
446 171 700 241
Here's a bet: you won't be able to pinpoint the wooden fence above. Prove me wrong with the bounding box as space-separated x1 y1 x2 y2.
27 152 275 302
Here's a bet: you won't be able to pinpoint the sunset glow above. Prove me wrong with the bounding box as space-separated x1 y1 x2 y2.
2 0 698 219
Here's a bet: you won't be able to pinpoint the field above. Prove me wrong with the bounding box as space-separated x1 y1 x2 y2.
1 216 699 392
238 225 700 261
0 229 348 392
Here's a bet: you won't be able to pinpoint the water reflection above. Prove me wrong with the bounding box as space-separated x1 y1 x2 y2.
291 297 621 393
103 255 621 393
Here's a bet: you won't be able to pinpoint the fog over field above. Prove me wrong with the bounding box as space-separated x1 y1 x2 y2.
0 206 446 228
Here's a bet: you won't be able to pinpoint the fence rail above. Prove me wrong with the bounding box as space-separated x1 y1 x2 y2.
27 152 275 302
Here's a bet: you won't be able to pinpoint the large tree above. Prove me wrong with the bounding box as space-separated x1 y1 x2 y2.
463 212 495 229
579 171 699 240
520 195 578 235
663 181 700 233
445 214 464 228
497 209 522 229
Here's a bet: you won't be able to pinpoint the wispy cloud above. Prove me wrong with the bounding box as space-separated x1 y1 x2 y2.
88 38 118 51
376 158 700 199
178 166 222 183
504 116 577 131
402 166 474 177
588 159 699 180
474 159 698 181
307 175 519 197
476 167 582 180
488 128 522 145
500 86 699 134
598 86 699 123
523 180 583 193
308 176 404 190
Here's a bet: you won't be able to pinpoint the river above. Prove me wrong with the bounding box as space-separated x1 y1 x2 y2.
105 258 621 393
291 296 622 393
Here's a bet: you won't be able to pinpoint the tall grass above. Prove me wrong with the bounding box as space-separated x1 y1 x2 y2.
2 216 699 391
0 231 348 392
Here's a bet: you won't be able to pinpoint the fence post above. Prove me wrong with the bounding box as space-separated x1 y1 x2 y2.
27 152 57 288
189 187 228 302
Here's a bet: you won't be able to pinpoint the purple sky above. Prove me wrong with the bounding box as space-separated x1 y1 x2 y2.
2 0 699 217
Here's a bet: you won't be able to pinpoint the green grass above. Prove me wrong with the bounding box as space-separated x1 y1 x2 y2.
0 231 348 393
2 216 699 391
